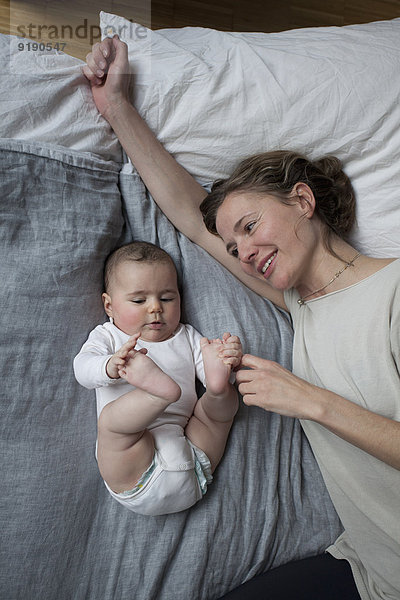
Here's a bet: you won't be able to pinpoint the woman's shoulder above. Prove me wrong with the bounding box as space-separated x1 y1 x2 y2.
358 256 399 278
358 257 400 292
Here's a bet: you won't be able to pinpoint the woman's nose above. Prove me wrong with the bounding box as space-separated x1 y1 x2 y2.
238 240 257 264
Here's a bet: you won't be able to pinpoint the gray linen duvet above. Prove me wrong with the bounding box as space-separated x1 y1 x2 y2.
0 138 341 600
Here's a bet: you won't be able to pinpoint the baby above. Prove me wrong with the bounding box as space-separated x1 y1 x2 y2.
74 241 241 516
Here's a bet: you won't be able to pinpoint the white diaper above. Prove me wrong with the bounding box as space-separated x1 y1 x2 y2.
104 424 213 516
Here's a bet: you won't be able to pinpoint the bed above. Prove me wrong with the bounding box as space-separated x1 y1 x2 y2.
1 12 399 600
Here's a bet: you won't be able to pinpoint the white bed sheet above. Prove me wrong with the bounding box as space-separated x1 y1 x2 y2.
0 34 121 162
100 12 400 257
1 15 399 257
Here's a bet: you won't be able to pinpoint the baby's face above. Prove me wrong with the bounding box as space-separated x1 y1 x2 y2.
103 260 181 342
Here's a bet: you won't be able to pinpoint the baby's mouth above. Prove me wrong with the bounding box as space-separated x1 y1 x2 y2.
148 321 164 329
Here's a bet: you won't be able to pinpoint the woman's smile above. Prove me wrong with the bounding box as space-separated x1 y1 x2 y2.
259 250 278 277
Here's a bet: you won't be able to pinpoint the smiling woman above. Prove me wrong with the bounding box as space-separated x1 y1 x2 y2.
82 35 400 599
201 150 359 305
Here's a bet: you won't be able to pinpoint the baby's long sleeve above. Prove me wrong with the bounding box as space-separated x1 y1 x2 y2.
73 325 119 389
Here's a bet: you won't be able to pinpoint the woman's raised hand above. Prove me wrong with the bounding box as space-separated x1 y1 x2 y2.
82 35 131 119
236 354 320 421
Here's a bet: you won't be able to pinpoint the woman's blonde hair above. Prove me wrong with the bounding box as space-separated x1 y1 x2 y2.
200 150 356 258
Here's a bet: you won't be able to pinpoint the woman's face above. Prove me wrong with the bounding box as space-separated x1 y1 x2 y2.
215 189 317 291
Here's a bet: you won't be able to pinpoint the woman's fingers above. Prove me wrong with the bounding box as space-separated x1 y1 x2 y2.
91 43 107 72
82 64 103 85
235 368 256 384
92 38 115 68
240 353 272 370
111 35 129 69
85 48 104 77
84 37 121 80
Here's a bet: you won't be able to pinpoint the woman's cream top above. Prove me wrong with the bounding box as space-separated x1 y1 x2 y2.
284 259 400 600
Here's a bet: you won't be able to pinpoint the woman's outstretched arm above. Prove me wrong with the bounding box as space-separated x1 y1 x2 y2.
83 36 286 309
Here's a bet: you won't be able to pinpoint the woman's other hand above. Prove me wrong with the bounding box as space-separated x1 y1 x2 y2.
236 354 319 421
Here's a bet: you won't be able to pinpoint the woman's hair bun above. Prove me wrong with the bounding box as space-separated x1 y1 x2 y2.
311 155 356 237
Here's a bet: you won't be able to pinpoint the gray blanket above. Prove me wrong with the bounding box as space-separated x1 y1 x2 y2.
0 138 342 600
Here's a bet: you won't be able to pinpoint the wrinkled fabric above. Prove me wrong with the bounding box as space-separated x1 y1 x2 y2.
0 138 341 600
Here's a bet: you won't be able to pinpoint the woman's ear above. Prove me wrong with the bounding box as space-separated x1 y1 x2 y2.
292 182 316 218
102 293 113 318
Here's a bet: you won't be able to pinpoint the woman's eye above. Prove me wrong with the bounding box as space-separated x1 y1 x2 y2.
245 221 255 232
230 247 239 258
161 298 174 302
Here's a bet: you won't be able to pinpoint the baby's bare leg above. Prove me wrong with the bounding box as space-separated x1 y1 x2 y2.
185 338 239 471
97 351 181 493
185 386 238 473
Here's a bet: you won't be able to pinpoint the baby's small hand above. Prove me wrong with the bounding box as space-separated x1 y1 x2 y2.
106 332 145 379
218 333 243 370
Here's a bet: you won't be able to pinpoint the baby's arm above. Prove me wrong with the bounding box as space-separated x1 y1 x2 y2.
105 333 145 379
73 327 141 389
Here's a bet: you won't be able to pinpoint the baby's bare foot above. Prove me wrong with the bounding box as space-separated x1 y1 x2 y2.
201 338 231 396
119 350 181 403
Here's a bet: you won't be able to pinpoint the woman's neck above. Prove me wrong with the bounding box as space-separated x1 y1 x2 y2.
295 237 396 302
296 238 362 301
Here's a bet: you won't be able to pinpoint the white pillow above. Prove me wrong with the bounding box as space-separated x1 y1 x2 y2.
100 11 400 257
0 34 122 162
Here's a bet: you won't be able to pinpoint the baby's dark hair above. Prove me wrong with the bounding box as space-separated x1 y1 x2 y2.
104 241 176 293
200 150 356 259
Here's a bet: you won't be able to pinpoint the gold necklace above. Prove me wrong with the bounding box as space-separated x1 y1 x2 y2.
297 252 361 306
